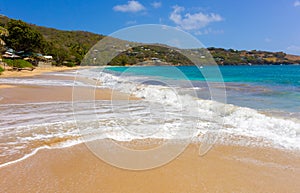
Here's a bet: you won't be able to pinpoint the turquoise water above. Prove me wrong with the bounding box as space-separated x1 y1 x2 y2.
105 65 300 85
103 65 300 114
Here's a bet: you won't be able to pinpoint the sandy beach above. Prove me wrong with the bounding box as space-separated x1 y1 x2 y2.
0 66 86 78
0 66 138 104
0 84 138 104
0 142 299 192
0 68 300 192
1 0 300 191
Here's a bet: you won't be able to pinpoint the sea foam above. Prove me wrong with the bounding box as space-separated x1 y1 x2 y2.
77 68 300 150
1 68 300 167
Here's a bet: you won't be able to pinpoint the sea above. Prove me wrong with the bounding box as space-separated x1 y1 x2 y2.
0 65 300 167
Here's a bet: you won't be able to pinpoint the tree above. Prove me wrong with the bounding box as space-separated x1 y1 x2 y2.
4 20 45 52
0 26 8 46
0 26 8 53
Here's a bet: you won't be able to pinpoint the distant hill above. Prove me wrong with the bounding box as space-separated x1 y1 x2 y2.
105 46 300 66
1 15 299 66
207 48 300 65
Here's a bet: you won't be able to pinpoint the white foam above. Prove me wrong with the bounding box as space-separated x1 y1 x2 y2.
0 138 83 169
85 69 300 150
0 77 95 87
1 68 300 167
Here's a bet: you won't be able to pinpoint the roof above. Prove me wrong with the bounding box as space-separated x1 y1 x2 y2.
43 55 53 59
2 53 21 58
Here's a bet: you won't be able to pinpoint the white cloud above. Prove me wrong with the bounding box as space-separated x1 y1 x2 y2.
125 20 137 25
195 28 224 35
169 5 223 31
151 2 162 8
264 37 272 43
294 1 300 7
113 1 145 13
287 45 300 54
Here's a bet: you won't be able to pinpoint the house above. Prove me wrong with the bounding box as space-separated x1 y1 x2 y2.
38 55 53 68
43 55 53 60
151 57 161 63
2 49 21 59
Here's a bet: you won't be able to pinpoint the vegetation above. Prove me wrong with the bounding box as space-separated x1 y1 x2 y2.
4 20 44 52
0 15 103 66
0 66 3 74
207 48 300 65
108 45 193 66
107 46 300 66
0 26 8 46
35 27 104 65
0 26 8 53
3 59 33 69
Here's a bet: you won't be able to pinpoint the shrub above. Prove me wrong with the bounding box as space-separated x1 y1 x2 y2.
0 66 4 74
3 59 33 69
63 62 76 67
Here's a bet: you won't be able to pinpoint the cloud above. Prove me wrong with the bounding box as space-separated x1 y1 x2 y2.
113 1 145 13
151 2 162 8
264 37 272 43
125 20 137 25
287 45 300 54
294 1 300 7
195 28 224 35
169 5 223 31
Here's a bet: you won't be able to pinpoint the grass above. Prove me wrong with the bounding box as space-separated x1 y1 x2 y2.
0 66 4 74
263 57 277 63
3 59 33 69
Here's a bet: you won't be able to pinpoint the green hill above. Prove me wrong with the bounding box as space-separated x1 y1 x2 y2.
0 15 104 66
32 25 104 65
1 15 299 66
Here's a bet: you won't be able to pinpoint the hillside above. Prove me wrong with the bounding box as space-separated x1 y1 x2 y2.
207 48 300 65
1 15 299 66
31 25 104 65
0 15 104 66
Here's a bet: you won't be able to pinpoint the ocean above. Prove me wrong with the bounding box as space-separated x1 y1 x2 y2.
0 65 300 167
103 65 300 113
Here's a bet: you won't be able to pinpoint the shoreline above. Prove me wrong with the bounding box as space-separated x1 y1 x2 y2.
0 84 138 104
0 67 299 192
0 66 94 78
0 67 139 104
1 135 300 169
0 141 299 192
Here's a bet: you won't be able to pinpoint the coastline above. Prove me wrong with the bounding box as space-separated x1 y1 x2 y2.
0 67 299 192
0 66 139 104
0 84 138 104
0 66 89 78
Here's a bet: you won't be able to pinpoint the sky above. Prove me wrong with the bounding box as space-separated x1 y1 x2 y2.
1 0 300 55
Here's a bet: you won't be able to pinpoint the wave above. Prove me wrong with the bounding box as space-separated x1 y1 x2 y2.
0 138 81 169
78 68 300 150
0 77 93 87
1 68 300 167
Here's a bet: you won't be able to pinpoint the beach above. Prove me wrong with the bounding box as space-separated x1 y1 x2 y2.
1 0 300 191
1 141 299 192
0 67 300 192
0 66 85 78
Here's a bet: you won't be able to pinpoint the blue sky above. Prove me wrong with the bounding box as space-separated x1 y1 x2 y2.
1 0 300 55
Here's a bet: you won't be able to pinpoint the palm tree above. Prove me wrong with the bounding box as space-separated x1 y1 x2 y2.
0 26 8 46
0 26 8 69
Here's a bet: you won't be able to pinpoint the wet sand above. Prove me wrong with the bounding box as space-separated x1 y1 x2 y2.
0 68 138 104
0 66 87 78
0 142 299 193
0 70 300 192
0 84 138 104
